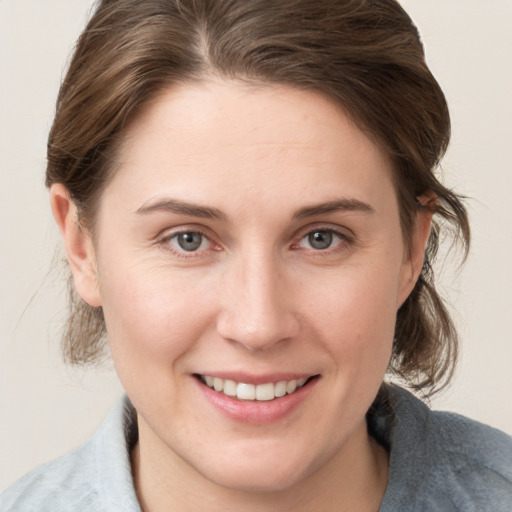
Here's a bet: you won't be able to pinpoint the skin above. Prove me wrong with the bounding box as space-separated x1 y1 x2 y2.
51 80 432 511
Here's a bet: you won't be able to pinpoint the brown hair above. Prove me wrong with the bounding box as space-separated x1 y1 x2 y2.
47 0 469 394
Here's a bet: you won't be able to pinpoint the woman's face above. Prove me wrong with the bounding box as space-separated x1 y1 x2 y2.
68 81 427 492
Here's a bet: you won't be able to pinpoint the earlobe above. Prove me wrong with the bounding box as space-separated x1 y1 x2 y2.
397 203 434 307
50 184 102 307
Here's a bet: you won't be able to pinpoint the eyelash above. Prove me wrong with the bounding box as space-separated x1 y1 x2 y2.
158 228 216 259
292 228 351 253
157 226 352 259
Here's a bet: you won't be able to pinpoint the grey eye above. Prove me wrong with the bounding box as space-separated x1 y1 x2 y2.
176 232 204 251
307 230 333 250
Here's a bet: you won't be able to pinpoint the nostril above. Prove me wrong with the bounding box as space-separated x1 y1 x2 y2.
216 308 300 352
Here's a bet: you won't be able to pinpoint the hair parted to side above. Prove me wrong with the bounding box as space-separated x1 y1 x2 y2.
47 0 469 394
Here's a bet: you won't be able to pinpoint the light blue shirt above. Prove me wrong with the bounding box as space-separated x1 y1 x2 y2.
1 397 140 511
1 387 511 511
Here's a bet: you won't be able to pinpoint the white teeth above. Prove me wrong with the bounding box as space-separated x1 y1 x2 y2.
256 382 275 401
237 383 256 400
200 375 311 401
213 377 224 392
223 379 237 397
286 380 297 394
274 381 287 397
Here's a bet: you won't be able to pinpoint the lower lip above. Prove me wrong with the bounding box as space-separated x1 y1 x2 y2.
195 377 319 424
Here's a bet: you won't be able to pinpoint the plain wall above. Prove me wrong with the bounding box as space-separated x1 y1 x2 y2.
1 0 511 490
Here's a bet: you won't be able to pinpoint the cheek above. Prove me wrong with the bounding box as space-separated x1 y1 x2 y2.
98 259 217 372
303 261 401 371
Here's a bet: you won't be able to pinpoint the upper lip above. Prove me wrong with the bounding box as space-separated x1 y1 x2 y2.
194 372 318 385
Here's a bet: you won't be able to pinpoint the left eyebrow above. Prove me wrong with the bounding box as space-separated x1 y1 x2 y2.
293 199 375 220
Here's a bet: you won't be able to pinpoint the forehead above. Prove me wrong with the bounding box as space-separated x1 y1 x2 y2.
107 79 395 217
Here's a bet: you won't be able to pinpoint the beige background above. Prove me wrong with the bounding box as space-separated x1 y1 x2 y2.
1 0 511 490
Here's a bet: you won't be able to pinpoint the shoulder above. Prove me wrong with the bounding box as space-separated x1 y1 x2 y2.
379 386 512 511
395 386 512 480
0 442 99 512
429 408 512 509
0 396 140 512
431 407 512 474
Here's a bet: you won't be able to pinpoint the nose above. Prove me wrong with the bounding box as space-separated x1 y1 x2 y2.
216 252 300 351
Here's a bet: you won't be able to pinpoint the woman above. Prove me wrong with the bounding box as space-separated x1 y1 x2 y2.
1 0 511 510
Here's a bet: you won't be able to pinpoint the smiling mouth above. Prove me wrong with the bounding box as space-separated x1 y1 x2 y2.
196 374 318 401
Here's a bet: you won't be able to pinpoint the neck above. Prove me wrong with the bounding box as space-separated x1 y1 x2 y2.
131 417 389 512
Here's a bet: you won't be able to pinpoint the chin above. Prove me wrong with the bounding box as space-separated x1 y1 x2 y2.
192 442 320 494
208 464 309 494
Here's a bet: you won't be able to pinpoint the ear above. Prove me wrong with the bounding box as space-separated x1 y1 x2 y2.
397 195 435 308
50 184 102 307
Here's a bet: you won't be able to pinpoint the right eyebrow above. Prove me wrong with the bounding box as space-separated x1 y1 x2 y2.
135 197 227 221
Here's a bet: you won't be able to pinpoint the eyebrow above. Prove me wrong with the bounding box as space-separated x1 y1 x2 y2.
293 199 375 219
135 198 227 220
135 197 374 221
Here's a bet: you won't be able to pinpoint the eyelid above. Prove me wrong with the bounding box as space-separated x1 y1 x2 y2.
168 231 211 252
291 224 354 252
293 222 353 241
156 222 215 242
156 225 220 258
154 222 355 258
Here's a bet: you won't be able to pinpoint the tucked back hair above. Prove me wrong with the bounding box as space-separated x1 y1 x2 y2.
47 0 469 394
